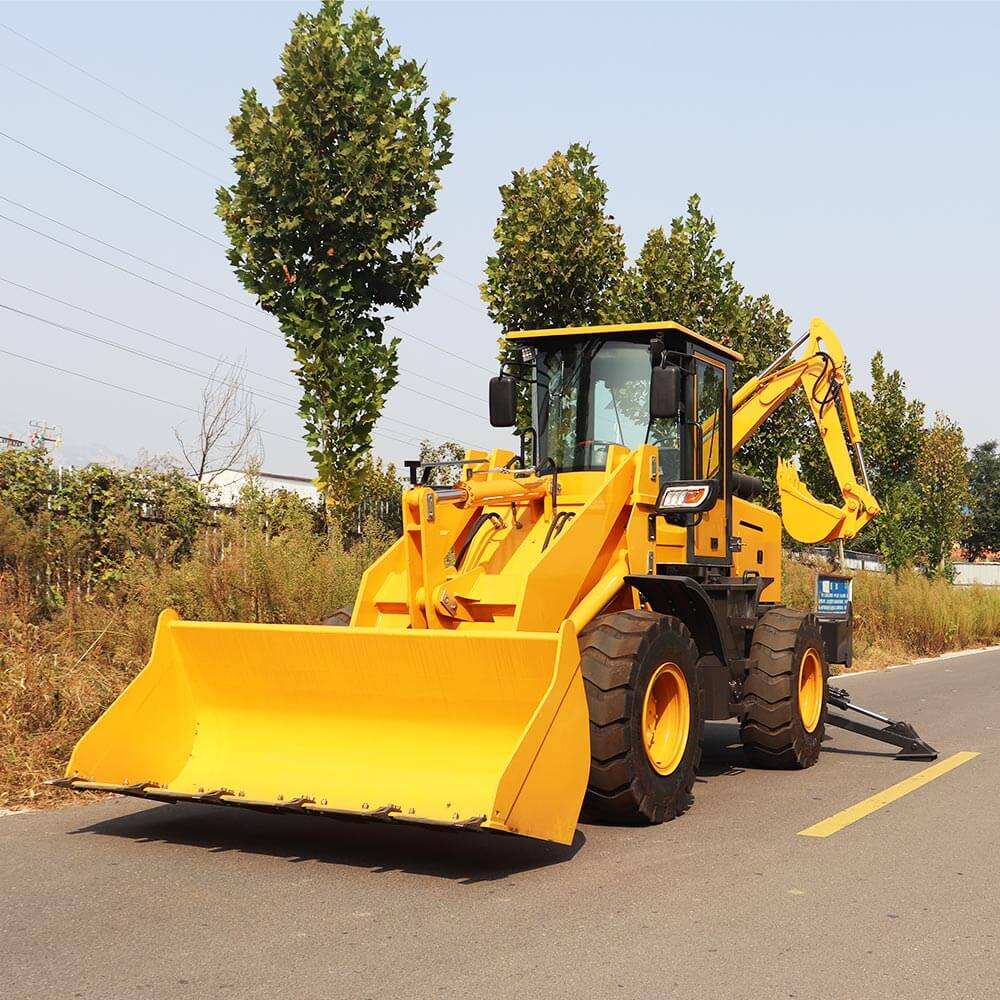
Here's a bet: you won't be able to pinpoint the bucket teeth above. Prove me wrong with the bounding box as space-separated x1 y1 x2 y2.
455 814 487 829
367 804 401 819
47 775 86 788
281 797 315 813
193 788 235 803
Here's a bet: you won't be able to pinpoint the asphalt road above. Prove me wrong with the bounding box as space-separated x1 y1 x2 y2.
3 648 998 1000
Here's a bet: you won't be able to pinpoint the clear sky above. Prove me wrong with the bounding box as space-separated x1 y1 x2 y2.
1 1 996 477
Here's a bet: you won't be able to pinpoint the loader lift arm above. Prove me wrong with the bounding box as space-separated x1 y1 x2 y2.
730 317 881 544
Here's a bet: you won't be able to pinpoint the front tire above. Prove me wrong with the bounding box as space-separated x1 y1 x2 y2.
741 607 828 768
580 610 704 824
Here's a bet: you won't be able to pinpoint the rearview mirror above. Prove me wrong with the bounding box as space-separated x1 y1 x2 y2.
650 365 682 419
489 376 517 427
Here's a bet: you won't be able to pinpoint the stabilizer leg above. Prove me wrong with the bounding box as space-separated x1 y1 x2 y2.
826 686 938 761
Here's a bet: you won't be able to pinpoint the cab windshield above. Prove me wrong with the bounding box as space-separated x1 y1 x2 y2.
535 339 683 475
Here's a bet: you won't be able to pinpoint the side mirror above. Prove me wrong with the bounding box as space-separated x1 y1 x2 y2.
650 365 682 419
489 376 517 427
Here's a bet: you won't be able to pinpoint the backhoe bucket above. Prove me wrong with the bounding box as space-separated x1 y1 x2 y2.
777 460 848 544
62 610 590 845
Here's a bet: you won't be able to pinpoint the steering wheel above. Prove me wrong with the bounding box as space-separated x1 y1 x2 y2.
576 439 620 451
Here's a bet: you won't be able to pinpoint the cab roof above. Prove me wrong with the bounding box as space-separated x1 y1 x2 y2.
505 320 744 362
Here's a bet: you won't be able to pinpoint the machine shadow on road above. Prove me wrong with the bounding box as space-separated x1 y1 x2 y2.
70 802 584 884
697 720 901 771
697 721 749 778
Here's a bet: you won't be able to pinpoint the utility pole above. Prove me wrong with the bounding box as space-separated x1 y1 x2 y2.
27 420 62 450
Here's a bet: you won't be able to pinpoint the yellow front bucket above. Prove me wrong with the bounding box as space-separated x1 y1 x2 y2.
64 610 590 845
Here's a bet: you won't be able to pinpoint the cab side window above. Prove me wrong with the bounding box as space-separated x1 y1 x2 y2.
695 358 724 481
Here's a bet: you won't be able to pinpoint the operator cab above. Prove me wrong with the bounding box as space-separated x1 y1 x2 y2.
494 319 741 495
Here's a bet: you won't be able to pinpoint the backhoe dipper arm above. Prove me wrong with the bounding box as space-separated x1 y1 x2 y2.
730 317 881 544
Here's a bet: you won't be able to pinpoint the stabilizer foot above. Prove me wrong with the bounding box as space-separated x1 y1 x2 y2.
827 686 938 760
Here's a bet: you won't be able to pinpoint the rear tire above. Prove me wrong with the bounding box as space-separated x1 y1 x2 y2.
741 607 828 769
580 610 703 825
321 607 352 627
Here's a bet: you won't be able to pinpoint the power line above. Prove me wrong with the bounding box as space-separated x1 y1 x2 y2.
0 274 468 445
0 23 488 305
0 211 493 401
428 280 487 317
0 295 472 446
0 342 416 452
0 62 226 182
0 274 468 447
0 195 257 312
0 277 286 387
1 132 498 373
387 321 495 374
0 23 493 328
0 211 278 334
441 267 481 291
0 345 314 446
0 21 228 154
0 300 296 407
0 129 227 247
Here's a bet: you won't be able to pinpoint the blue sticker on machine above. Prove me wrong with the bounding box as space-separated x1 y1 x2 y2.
817 574 852 618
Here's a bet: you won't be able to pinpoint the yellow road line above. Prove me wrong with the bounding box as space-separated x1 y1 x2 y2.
798 751 981 838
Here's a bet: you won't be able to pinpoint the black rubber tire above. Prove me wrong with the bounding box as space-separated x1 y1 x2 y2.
321 607 352 626
741 606 828 769
580 609 703 825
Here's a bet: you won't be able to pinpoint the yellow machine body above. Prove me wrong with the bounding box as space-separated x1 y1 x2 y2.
62 317 878 845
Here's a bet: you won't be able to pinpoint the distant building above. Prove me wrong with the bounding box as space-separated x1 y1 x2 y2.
205 469 320 508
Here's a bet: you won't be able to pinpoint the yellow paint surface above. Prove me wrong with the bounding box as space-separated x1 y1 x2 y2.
798 751 980 838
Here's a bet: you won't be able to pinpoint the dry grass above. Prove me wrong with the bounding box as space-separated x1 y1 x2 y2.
3 536 997 810
0 516 391 810
783 556 1000 672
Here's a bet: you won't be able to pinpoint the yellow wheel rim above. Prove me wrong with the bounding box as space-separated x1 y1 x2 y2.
641 662 691 776
798 648 823 733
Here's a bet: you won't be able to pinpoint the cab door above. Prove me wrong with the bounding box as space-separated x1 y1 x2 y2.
690 354 729 563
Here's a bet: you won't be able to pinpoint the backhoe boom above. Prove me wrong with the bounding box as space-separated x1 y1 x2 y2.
731 317 880 544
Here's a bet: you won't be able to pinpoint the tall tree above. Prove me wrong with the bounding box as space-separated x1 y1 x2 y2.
622 196 803 498
916 413 969 576
217 0 453 497
963 440 1000 560
481 143 626 333
173 360 260 485
481 143 625 422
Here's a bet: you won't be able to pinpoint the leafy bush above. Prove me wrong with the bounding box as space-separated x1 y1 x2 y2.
0 447 210 610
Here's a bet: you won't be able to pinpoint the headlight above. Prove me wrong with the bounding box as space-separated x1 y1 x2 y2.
656 481 716 512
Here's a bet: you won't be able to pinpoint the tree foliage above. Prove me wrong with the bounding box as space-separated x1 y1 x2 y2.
619 196 803 497
799 351 929 568
480 144 625 422
217 0 453 496
963 440 1000 560
418 438 466 485
917 413 969 576
481 143 625 333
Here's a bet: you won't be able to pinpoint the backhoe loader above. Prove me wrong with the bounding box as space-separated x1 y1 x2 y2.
56 316 935 845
